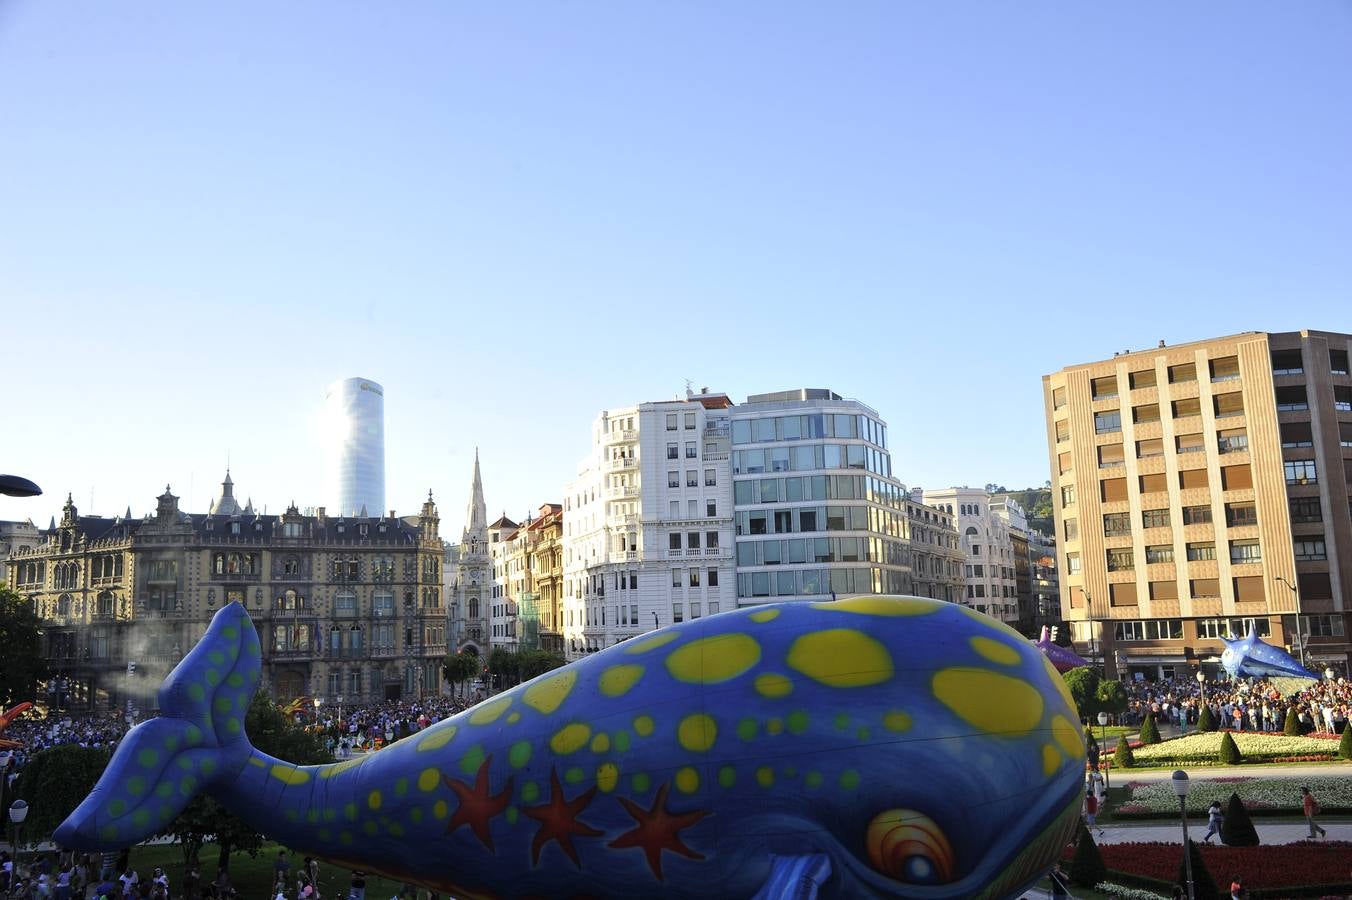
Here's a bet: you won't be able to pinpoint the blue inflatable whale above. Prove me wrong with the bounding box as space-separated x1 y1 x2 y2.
1220 625 1319 682
56 598 1083 899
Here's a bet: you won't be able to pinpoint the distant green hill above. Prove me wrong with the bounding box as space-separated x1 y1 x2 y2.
1002 486 1053 534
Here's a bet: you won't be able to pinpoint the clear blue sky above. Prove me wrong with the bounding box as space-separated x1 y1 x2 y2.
2 2 1349 534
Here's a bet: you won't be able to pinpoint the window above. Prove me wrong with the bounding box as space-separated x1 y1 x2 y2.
1336 386 1352 412
708 569 719 587
1106 548 1134 571
1094 411 1121 434
1330 349 1349 375
672 603 684 623
1190 578 1220 598
1142 508 1170 529
1103 512 1130 536
1284 459 1317 485
684 412 696 429
335 591 356 616
1139 473 1167 493
1064 518 1078 540
1182 505 1212 525
1149 581 1178 601
1209 356 1240 382
1130 369 1157 389
1172 398 1201 418
704 469 716 486
1341 422 1352 448
685 442 697 458
1109 583 1138 606
666 414 678 431
667 443 678 460
1213 392 1244 418
1290 496 1322 523
1091 376 1118 400
1055 420 1070 443
1145 545 1174 564
1225 503 1257 527
1217 428 1248 454
1052 386 1067 409
707 500 717 517
686 531 700 549
1132 404 1160 424
1061 485 1076 506
668 471 680 488
1098 444 1125 468
1293 538 1326 561
1136 438 1163 458
1274 386 1308 411
1175 432 1203 454
1058 451 1073 474
689 568 701 587
1100 477 1127 502
1168 363 1196 384
1301 614 1345 637
1229 540 1261 564
1198 617 1272 639
669 533 682 550
686 471 698 487
1271 349 1303 375
1186 542 1216 561
1220 464 1251 491
1179 468 1208 490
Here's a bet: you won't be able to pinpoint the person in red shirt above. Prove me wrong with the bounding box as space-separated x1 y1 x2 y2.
1300 786 1326 838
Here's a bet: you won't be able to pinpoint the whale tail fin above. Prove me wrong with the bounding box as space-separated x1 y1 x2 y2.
54 602 261 850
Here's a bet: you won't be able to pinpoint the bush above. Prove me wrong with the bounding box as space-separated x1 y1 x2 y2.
1114 737 1136 769
1139 711 1162 745
1070 825 1108 888
1176 838 1221 900
1283 707 1301 737
1338 725 1352 761
1198 706 1218 732
1221 791 1260 847
1218 731 1243 765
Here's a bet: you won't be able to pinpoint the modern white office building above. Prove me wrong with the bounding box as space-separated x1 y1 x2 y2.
562 390 735 658
730 389 912 603
924 486 1021 624
325 377 385 518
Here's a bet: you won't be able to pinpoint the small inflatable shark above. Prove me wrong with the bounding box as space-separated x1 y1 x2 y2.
57 598 1083 899
1032 627 1090 673
1220 625 1319 682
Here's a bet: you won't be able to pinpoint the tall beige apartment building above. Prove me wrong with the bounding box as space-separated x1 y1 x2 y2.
1044 330 1351 679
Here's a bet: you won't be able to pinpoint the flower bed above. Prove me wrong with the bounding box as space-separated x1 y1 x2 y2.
1128 731 1340 766
1117 774 1352 816
1077 841 1352 895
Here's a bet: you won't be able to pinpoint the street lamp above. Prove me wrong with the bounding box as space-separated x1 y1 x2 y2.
9 799 29 879
1196 669 1206 715
1273 576 1307 669
336 695 344 725
1096 712 1111 789
1171 771 1194 900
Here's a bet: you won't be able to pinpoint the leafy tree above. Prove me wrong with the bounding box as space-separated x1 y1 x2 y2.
1338 723 1352 760
1198 705 1218 732
1139 711 1162 745
442 652 478 698
0 583 48 707
1217 730 1243 764
1176 837 1220 900
1282 706 1301 737
1062 667 1101 722
162 691 330 873
487 647 519 688
518 650 566 682
1112 737 1135 769
1068 824 1107 887
1095 680 1128 718
12 744 112 839
1220 791 1259 847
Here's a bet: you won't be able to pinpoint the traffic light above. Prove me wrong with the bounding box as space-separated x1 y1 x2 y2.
127 661 137 676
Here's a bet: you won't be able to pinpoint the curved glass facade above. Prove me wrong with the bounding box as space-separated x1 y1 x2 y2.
325 377 385 517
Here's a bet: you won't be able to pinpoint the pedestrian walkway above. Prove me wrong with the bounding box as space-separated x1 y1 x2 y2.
1092 818 1350 845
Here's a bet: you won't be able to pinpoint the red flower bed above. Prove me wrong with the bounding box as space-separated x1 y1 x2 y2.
1081 841 1352 890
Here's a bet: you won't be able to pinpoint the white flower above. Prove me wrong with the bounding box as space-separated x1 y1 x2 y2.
1130 731 1337 766
1096 881 1170 899
1126 774 1352 813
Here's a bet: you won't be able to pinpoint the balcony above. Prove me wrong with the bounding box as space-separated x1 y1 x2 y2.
606 429 639 444
607 458 638 472
607 514 639 528
607 486 640 499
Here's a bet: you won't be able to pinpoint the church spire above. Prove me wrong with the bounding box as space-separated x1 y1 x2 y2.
463 447 488 543
210 468 242 516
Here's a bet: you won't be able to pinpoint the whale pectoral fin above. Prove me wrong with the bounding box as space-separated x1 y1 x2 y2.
750 853 833 900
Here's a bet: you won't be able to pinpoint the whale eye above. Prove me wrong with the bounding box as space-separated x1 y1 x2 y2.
1221 648 1234 663
865 809 955 884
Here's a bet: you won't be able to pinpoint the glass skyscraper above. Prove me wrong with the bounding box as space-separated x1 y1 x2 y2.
325 377 385 517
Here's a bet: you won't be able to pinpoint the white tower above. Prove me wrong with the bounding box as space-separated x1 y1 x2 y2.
325 377 385 517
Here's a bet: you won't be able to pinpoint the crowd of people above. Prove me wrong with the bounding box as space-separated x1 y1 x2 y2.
312 696 475 757
1114 672 1351 735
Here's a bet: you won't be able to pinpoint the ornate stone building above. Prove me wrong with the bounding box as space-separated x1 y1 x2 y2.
3 474 448 711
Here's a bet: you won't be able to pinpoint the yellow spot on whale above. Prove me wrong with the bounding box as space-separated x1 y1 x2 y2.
320 757 366 778
883 710 912 733
754 673 793 699
367 790 382 811
433 800 448 819
756 766 774 787
596 762 619 793
633 715 655 737
787 629 893 687
932 667 1044 736
675 767 699 794
970 636 1021 666
507 712 521 724
249 757 266 769
810 596 941 616
599 664 645 698
749 608 779 623
625 632 679 655
524 670 577 715
1051 715 1083 758
550 723 592 755
418 768 440 792
469 696 513 725
590 733 611 753
666 634 761 684
270 765 310 786
1043 655 1078 715
766 718 783 736
1042 744 1062 776
677 714 717 752
417 726 457 752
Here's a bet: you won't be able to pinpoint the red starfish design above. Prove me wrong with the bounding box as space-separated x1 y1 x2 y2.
444 757 514 851
521 768 603 867
607 782 710 880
